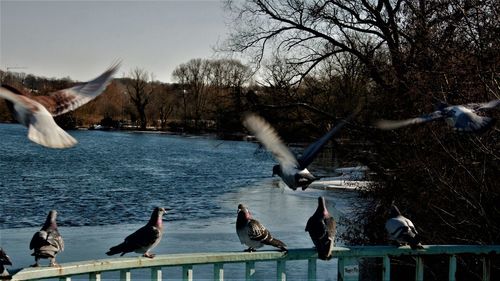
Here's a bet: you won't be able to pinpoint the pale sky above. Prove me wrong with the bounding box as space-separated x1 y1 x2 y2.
0 0 233 83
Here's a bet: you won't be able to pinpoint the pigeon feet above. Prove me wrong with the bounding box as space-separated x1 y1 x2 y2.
244 248 256 252
30 263 40 268
143 252 156 259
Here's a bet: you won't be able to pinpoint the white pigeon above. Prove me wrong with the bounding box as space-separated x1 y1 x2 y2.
376 100 500 133
385 205 423 250
243 112 356 190
0 62 120 148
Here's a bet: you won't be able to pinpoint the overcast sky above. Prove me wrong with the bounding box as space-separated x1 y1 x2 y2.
0 0 233 83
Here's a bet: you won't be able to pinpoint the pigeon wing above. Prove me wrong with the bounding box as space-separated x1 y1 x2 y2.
375 111 444 130
27 103 77 148
466 99 500 111
33 63 120 116
47 229 64 252
298 111 357 170
243 113 298 172
247 219 270 242
0 249 12 266
29 231 51 250
124 225 161 249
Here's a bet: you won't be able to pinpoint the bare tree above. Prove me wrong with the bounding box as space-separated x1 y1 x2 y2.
125 68 154 130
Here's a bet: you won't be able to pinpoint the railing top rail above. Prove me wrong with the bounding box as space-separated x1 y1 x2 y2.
10 245 500 281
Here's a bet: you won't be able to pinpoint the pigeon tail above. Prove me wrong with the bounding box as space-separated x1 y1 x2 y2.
316 240 334 260
106 243 130 256
265 237 287 251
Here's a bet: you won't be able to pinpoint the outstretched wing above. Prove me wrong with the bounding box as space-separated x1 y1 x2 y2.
243 113 298 172
32 62 120 116
475 99 500 111
298 111 357 170
375 111 444 130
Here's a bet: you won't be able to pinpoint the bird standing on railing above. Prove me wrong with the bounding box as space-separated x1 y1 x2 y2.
0 62 120 148
236 204 287 252
242 111 356 190
0 248 12 276
106 207 170 258
306 197 336 260
375 99 500 133
385 205 423 250
30 210 64 267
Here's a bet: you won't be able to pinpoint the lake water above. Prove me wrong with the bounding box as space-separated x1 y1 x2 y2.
0 123 361 280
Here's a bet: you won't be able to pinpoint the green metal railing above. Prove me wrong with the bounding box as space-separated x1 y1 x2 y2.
9 245 500 281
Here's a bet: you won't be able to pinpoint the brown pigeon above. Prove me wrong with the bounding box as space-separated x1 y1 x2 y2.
0 62 119 148
305 197 336 260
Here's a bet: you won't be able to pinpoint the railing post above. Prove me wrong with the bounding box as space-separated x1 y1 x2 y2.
182 265 193 281
151 266 162 281
89 272 101 281
307 258 317 281
338 257 359 281
448 255 456 281
59 277 71 281
415 257 424 281
277 260 286 281
482 257 490 281
245 261 255 281
382 256 391 281
214 263 224 281
120 270 131 281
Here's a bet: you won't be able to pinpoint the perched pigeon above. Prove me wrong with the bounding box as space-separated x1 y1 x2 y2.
106 207 170 258
375 100 500 133
236 204 287 252
0 248 12 276
0 62 120 148
30 210 64 267
385 205 423 250
243 112 356 190
305 197 336 260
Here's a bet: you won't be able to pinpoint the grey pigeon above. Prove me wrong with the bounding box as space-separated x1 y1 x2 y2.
106 207 170 258
385 205 423 250
0 248 12 276
376 100 500 133
30 210 64 267
243 112 357 190
0 62 120 148
236 204 287 252
305 197 336 260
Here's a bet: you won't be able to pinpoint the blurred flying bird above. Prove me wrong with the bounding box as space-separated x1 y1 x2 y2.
243 112 357 190
236 204 287 252
0 62 120 148
30 210 64 267
375 100 500 133
0 248 12 276
385 205 423 250
305 197 336 260
106 207 170 258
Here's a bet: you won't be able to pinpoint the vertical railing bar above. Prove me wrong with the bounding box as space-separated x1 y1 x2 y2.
337 257 345 281
151 266 162 281
482 257 490 281
382 255 391 281
448 255 456 281
277 260 286 281
183 265 193 281
59 277 71 281
89 272 101 281
245 261 256 281
307 258 317 281
214 263 224 281
120 269 131 281
415 256 424 281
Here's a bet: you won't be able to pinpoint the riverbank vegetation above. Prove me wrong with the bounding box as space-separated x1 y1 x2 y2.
1 1 499 278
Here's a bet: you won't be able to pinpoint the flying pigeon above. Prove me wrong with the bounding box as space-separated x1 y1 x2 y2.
106 207 170 258
243 112 356 190
0 248 12 276
0 62 120 148
30 210 64 267
305 196 336 260
236 203 287 252
385 205 423 250
375 100 500 133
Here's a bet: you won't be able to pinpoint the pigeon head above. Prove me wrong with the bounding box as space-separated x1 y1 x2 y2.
237 204 251 220
43 210 57 229
389 205 402 218
316 196 329 217
149 207 171 227
272 165 281 177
